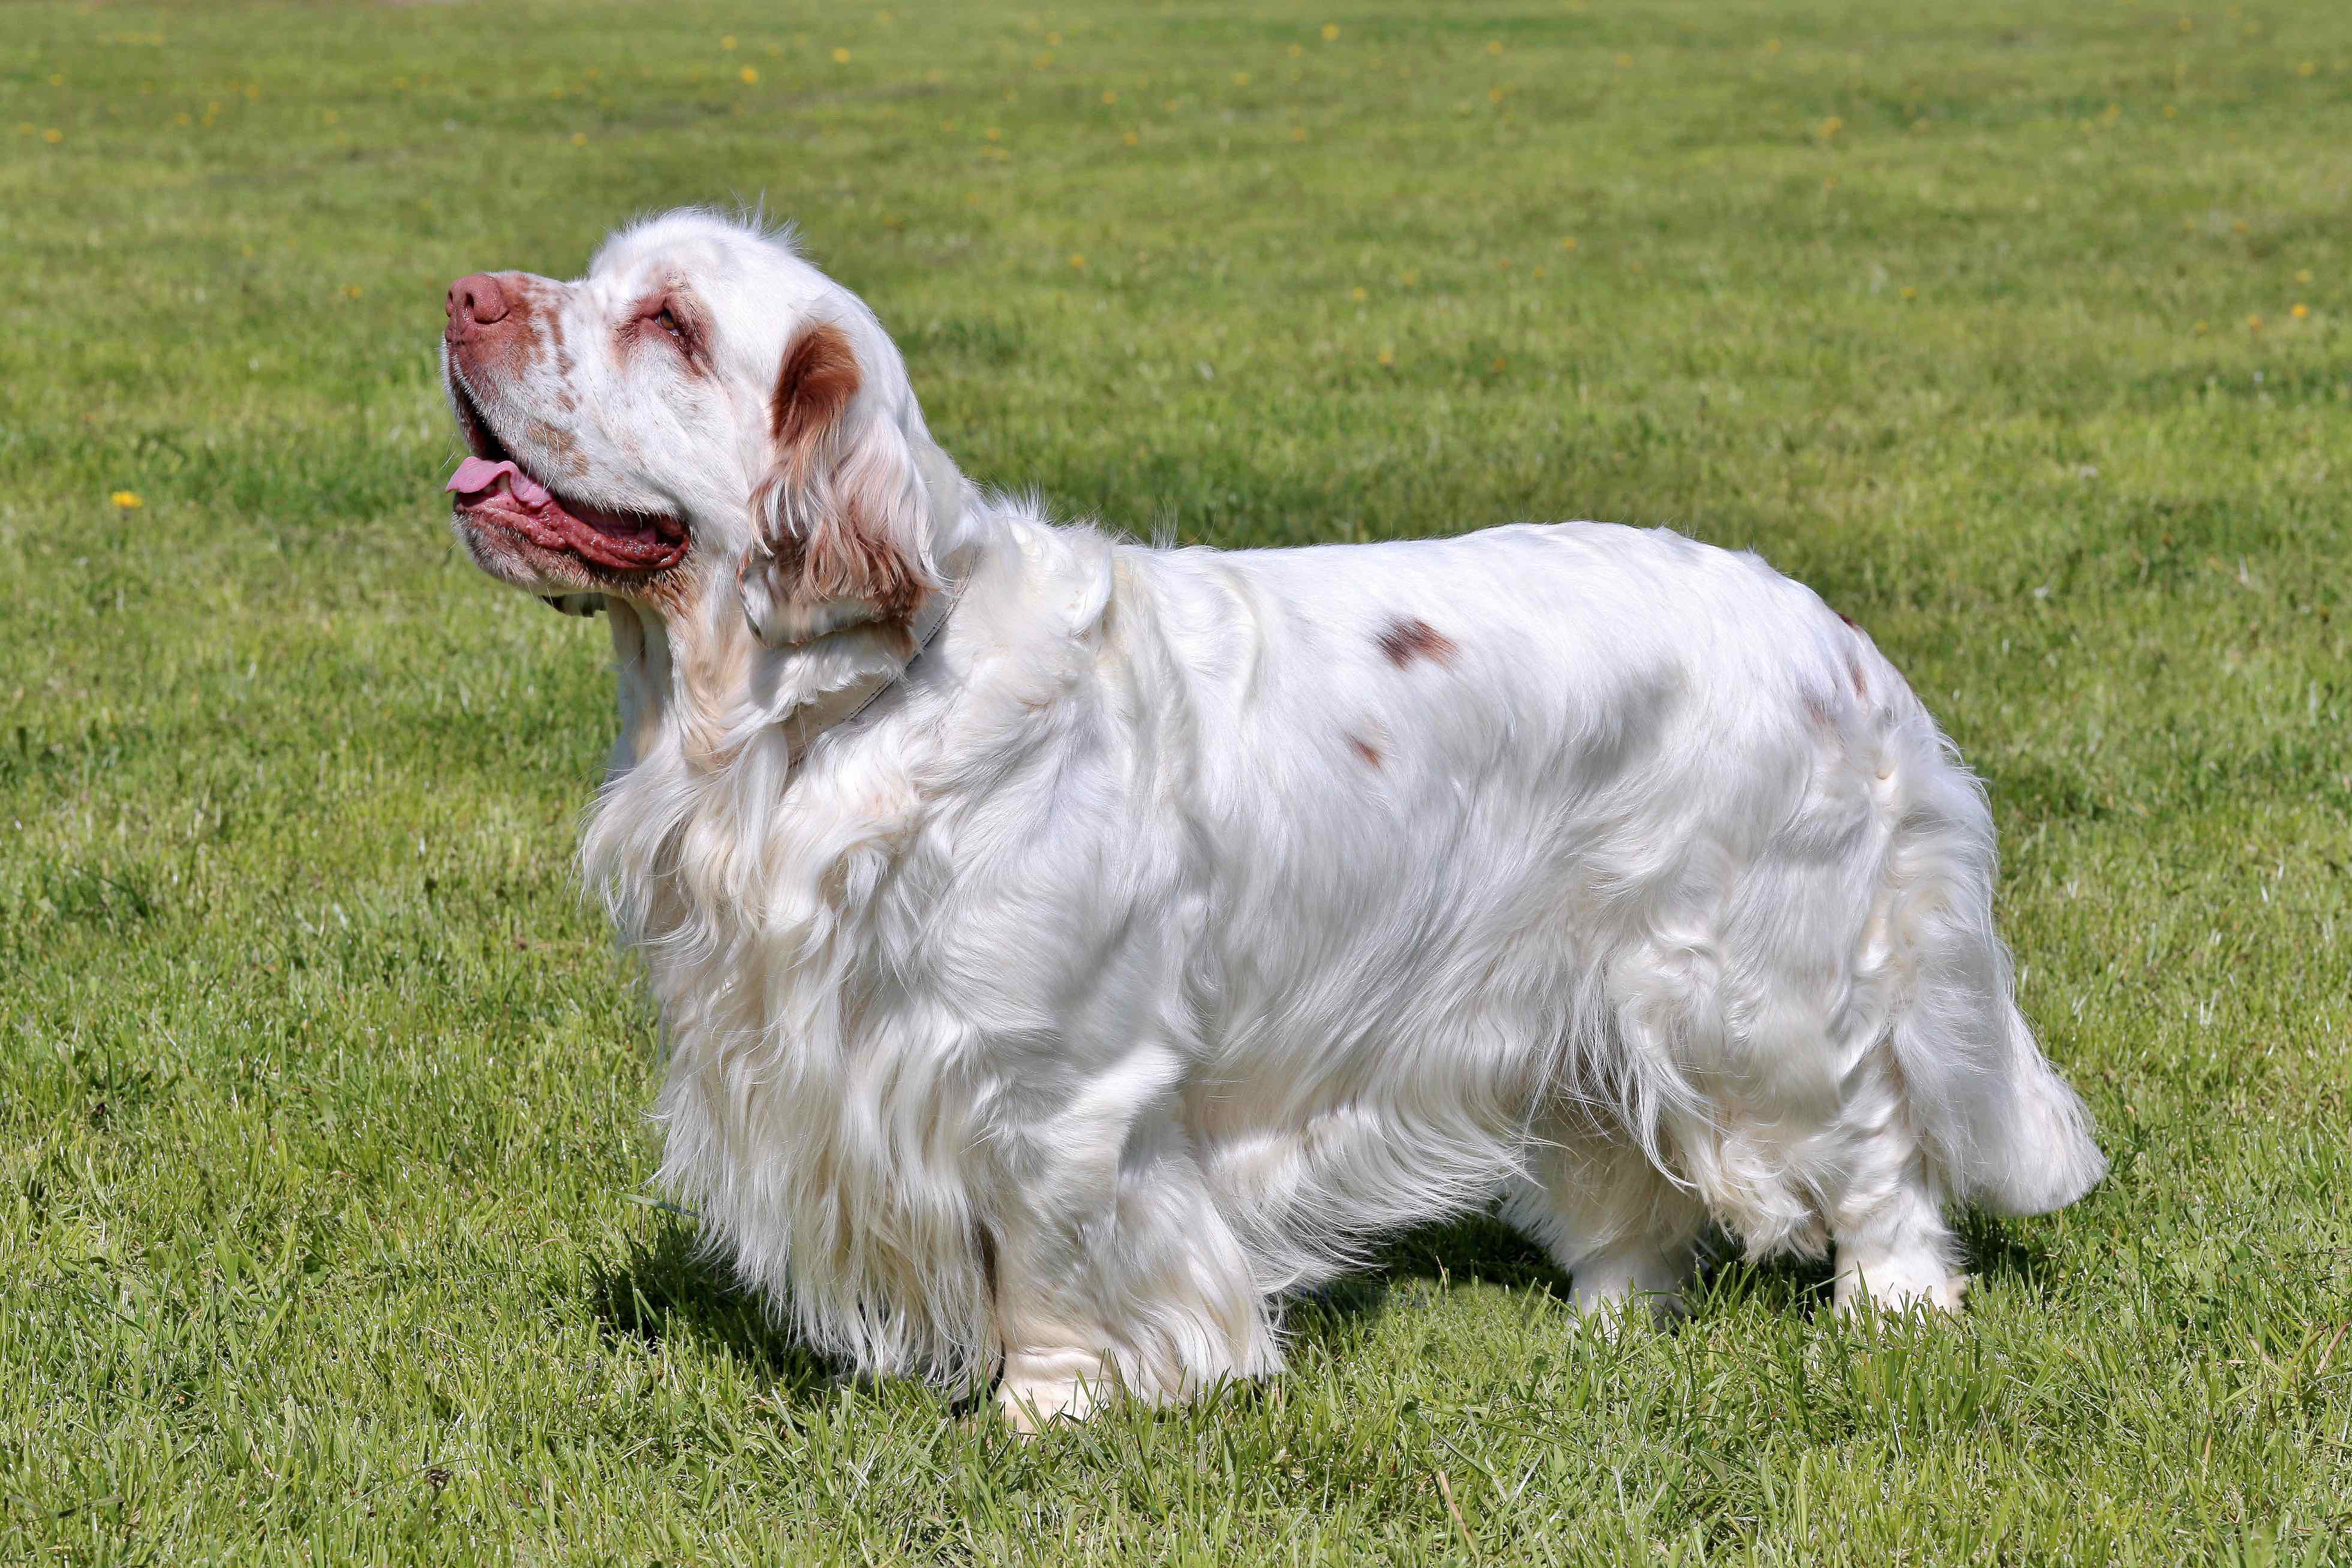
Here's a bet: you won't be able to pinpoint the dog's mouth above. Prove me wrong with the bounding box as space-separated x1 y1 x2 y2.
445 375 689 575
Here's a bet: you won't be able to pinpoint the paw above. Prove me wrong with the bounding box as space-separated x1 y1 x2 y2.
996 1349 1116 1433
1833 1263 1972 1317
1569 1248 1692 1335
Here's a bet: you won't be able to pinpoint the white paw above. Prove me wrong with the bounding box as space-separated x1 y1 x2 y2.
1834 1262 1972 1317
1569 1247 1692 1334
996 1350 1116 1432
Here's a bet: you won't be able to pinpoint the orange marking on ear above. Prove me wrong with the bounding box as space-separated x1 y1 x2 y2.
772 321 861 470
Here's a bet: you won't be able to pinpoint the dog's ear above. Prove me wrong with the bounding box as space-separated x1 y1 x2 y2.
740 320 936 648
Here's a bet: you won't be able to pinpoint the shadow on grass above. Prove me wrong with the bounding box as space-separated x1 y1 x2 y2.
1283 1205 2070 1358
584 1203 2073 1398
584 1217 842 1402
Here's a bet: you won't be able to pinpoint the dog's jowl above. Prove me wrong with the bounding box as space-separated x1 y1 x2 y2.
440 212 2105 1429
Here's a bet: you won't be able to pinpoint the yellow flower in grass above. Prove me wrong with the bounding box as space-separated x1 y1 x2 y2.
2246 314 2263 332
2292 303 2309 320
1323 23 1340 42
111 490 143 510
832 47 851 64
1560 236 1577 251
43 128 62 143
1068 253 1086 270
1377 348 1395 366
2295 269 2312 284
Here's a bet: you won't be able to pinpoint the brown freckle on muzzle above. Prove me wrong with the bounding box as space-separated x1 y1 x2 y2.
1376 617 1457 669
1348 733 1383 769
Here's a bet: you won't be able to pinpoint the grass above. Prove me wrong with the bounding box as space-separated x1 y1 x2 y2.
4 0 2350 1560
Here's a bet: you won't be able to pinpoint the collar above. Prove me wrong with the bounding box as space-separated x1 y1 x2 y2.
781 560 969 755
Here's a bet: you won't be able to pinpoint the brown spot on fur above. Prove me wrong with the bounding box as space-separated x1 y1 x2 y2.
1348 733 1383 769
1377 617 1457 669
772 321 862 471
1836 610 1860 631
525 419 587 477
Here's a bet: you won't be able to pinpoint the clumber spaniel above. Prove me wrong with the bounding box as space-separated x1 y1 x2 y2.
438 212 2104 1427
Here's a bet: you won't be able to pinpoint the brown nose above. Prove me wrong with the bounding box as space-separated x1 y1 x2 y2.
444 273 509 340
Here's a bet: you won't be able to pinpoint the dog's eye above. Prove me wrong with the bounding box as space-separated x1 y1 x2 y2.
654 307 684 342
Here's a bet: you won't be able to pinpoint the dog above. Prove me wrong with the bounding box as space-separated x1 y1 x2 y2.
438 210 2105 1427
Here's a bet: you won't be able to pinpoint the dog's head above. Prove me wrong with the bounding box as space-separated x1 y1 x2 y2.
439 210 952 646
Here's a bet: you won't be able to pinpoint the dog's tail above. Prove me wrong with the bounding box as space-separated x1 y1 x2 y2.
1881 728 2107 1217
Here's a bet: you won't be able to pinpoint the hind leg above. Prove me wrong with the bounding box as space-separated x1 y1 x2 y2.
1824 1075 1968 1315
1503 1119 1708 1329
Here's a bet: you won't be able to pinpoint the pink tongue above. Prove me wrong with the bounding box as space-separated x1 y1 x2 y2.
446 456 551 507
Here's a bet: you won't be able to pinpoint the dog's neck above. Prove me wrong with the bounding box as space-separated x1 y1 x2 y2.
603 443 988 778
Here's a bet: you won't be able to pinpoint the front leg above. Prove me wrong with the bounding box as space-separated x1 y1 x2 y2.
984 1046 1282 1429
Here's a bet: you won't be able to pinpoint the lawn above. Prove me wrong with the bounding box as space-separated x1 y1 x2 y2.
4 0 2350 1561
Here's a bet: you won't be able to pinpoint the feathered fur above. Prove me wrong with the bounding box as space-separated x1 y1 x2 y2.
438 210 2106 1425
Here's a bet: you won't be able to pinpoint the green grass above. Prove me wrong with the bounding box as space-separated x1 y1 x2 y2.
4 0 2350 1560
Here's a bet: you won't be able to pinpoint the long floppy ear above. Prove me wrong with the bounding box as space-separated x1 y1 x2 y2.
739 320 937 648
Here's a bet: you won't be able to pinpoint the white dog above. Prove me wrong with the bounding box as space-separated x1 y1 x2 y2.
438 210 2105 1426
